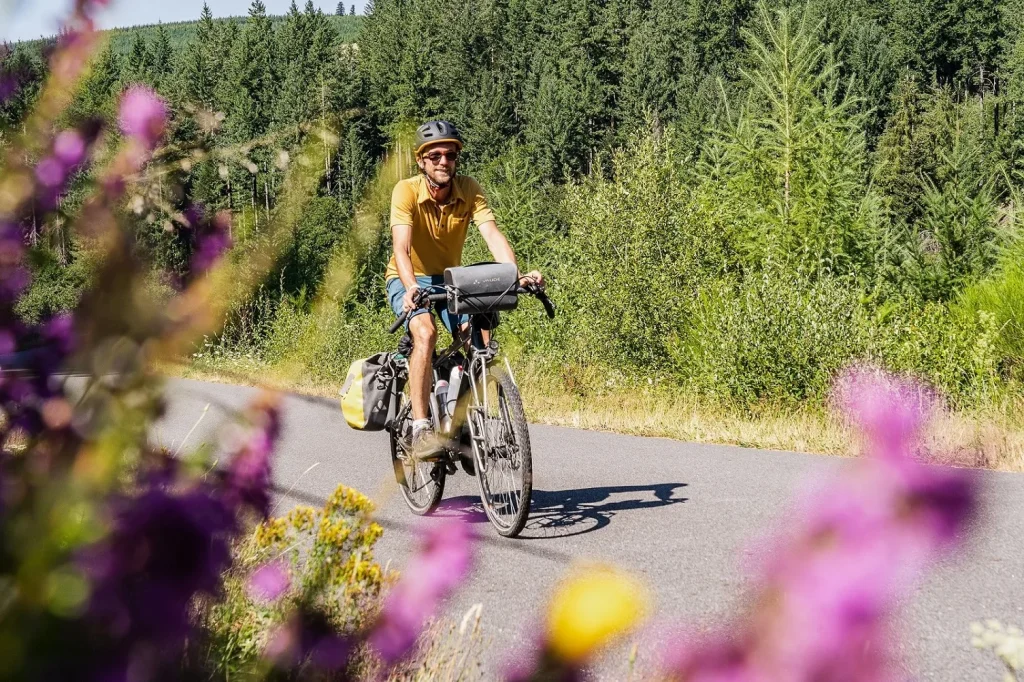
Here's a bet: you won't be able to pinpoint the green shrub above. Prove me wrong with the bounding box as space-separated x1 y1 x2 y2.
671 271 871 404
554 132 727 371
956 238 1024 382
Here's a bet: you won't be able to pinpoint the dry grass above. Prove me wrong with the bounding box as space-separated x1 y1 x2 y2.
164 358 1024 473
383 604 489 682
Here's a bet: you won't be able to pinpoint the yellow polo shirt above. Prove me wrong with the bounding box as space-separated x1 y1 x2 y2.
385 174 496 280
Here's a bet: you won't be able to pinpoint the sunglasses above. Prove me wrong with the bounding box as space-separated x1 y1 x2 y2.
423 150 460 163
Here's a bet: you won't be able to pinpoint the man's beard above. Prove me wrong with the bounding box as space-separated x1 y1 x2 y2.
426 168 454 189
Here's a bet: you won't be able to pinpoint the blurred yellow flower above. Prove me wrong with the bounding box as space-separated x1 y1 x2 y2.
546 566 648 663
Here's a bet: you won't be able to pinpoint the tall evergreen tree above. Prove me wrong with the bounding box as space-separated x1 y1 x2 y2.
124 32 152 84
704 2 877 276
225 0 278 140
178 3 220 108
150 23 174 89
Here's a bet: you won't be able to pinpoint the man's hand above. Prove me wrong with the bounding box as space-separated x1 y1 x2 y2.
402 286 423 312
519 270 545 288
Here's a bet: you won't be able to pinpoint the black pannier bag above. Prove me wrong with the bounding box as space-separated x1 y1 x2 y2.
444 262 520 315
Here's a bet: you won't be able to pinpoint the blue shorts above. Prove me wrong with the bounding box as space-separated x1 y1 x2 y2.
386 275 466 334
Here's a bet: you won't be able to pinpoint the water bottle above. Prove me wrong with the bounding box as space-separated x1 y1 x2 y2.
434 379 449 418
446 365 463 416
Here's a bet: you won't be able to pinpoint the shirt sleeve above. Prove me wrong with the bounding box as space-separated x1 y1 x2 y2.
467 178 496 225
389 181 415 228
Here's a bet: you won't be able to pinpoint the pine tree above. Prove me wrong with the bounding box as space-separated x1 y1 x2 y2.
179 3 220 108
350 5 356 15
888 0 1004 86
125 32 152 84
225 0 278 140
276 1 321 126
336 1 345 15
704 2 876 276
874 77 930 227
67 44 122 122
150 23 174 89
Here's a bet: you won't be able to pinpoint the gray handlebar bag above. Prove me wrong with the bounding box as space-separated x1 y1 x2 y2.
444 262 519 315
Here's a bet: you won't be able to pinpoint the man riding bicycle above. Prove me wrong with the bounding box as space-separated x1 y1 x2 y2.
386 120 543 456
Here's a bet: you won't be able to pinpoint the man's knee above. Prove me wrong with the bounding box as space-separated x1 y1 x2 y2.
409 315 437 350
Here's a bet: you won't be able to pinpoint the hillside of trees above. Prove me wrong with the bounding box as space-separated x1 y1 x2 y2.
3 0 1024 411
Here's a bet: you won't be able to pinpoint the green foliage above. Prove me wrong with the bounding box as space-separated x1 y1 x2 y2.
958 237 1024 381
675 272 871 403
557 132 723 370
15 248 94 324
701 3 881 278
279 196 351 299
6 0 1024 414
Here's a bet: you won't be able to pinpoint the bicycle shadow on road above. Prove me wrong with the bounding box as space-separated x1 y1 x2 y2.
434 483 688 539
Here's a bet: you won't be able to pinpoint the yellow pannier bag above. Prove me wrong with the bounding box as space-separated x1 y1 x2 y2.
339 352 399 431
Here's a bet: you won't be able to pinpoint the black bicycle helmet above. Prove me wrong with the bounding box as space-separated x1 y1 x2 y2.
415 120 464 156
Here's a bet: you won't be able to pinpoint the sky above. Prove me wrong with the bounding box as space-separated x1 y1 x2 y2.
1 0 368 42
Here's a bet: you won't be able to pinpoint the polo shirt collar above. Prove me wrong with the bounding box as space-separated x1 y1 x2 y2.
416 175 464 205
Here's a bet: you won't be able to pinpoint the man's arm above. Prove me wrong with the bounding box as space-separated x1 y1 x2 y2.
392 223 424 311
478 220 544 286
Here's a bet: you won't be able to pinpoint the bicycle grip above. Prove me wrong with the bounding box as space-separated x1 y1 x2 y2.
388 312 408 334
537 292 556 319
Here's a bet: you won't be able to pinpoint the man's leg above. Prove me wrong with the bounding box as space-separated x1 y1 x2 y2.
407 312 437 423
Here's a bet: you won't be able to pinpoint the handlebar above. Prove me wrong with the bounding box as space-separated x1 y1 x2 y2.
388 285 555 334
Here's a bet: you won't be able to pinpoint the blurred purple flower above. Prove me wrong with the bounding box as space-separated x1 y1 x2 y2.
368 519 473 665
248 559 290 603
0 75 17 104
35 157 65 189
191 210 232 276
80 483 236 658
221 393 281 517
118 86 167 149
834 366 933 462
661 370 978 682
267 607 353 672
54 130 87 167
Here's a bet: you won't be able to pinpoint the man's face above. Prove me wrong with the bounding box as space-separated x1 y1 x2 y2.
417 142 460 187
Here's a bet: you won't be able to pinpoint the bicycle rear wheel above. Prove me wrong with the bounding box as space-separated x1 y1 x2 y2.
390 398 445 515
470 365 532 537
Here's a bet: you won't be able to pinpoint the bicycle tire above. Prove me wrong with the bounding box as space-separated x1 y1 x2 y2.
470 365 532 537
390 397 445 515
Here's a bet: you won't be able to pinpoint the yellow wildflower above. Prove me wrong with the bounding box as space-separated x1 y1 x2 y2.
545 566 648 663
286 506 316 533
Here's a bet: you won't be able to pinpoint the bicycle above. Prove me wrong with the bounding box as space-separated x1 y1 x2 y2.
383 263 555 538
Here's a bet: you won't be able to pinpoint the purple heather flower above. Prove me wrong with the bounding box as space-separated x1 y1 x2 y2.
834 366 932 462
660 370 978 682
54 130 87 167
118 86 167 149
267 607 353 672
35 156 65 188
369 520 473 665
191 210 232 276
248 559 291 603
221 393 281 517
80 483 236 660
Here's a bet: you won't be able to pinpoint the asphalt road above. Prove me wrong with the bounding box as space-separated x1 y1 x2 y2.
157 377 1024 680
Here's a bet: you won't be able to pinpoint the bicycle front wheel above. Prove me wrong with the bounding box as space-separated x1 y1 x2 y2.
470 365 532 537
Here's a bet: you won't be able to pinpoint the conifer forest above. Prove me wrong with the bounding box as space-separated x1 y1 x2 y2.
3 0 1024 411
